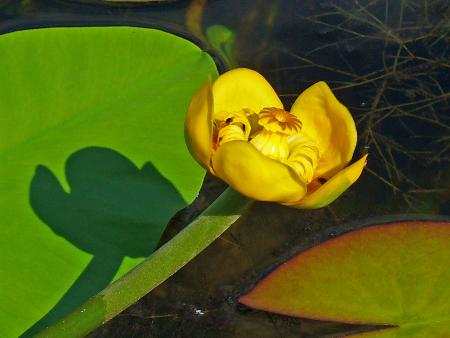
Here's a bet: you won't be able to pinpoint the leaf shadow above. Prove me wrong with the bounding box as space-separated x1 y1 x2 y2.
22 146 186 337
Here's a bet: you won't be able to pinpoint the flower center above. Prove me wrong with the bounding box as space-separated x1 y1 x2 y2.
214 107 319 183
250 108 302 161
258 108 302 135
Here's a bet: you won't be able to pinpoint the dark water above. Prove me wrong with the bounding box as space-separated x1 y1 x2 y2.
2 0 448 337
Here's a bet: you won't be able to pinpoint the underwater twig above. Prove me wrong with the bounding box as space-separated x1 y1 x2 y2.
365 166 401 193
270 0 448 207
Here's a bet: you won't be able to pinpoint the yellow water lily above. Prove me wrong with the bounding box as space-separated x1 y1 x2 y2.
185 68 367 209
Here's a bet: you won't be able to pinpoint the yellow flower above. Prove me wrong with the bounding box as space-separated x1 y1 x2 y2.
185 68 367 209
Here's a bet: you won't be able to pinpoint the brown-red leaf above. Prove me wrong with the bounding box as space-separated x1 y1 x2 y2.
240 220 450 337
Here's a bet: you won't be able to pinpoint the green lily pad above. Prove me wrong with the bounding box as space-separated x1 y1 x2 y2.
0 26 217 337
240 220 450 337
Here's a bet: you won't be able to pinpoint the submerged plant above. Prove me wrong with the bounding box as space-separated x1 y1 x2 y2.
185 68 367 209
258 0 450 210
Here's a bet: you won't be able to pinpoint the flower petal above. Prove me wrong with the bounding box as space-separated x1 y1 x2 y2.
212 68 283 117
290 82 357 179
184 78 214 170
285 154 368 209
212 141 306 203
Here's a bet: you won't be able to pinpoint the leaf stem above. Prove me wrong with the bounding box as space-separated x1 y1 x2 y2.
36 188 251 338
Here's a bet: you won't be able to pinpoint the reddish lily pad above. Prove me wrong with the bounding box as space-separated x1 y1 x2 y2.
240 221 450 337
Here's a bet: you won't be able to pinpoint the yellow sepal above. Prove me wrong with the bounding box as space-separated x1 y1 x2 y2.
212 68 283 117
290 82 357 179
184 78 214 170
212 140 307 203
285 154 368 209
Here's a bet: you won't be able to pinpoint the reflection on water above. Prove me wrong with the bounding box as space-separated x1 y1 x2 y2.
2 0 448 336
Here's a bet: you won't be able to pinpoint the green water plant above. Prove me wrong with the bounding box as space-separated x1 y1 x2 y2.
205 24 236 69
0 26 217 337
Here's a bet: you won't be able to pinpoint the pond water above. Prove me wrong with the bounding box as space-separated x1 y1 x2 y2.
2 0 448 337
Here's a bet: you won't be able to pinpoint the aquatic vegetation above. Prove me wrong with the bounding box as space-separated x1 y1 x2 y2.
205 25 236 68
0 26 216 337
186 0 237 68
240 219 450 337
185 68 367 208
36 67 367 337
91 1 447 336
1 1 446 337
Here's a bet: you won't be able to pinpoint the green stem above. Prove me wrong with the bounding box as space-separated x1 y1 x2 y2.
36 188 250 338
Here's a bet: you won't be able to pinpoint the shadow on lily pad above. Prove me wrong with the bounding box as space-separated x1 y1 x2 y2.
23 146 186 336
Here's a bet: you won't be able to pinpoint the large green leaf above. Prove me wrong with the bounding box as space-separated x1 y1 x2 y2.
240 220 450 337
0 26 217 337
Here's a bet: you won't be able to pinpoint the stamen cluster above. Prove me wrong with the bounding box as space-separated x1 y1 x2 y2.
214 107 319 184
